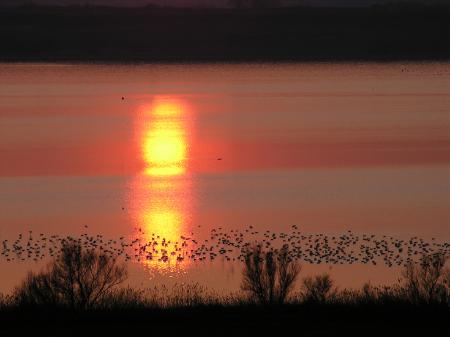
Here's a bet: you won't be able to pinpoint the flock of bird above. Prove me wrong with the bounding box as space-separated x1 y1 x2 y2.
1 225 449 267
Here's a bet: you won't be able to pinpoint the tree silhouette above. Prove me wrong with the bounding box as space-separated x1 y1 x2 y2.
14 241 127 309
302 274 336 303
241 245 300 304
402 252 449 304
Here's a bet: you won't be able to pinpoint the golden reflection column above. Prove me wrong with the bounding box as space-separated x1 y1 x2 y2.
129 97 193 268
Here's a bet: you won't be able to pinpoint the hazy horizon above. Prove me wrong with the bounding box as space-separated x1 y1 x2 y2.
1 0 428 8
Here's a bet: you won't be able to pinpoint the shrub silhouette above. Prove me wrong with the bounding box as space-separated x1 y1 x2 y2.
353 253 450 306
14 241 127 310
302 274 336 304
0 293 12 309
241 245 300 304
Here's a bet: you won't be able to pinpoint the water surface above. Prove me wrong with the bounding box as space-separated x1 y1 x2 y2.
1 63 450 293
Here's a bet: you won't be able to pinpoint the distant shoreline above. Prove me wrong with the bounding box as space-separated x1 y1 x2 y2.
1 6 450 62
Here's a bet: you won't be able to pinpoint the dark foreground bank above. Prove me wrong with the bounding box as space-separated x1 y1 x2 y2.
1 304 449 337
1 5 450 62
1 242 449 336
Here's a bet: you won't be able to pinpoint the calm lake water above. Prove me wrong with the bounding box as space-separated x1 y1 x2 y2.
1 63 450 293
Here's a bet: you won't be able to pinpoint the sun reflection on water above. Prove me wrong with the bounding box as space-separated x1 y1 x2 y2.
129 97 193 272
143 119 186 176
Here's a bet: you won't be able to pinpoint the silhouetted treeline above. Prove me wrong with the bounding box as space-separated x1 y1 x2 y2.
0 243 449 336
0 5 449 61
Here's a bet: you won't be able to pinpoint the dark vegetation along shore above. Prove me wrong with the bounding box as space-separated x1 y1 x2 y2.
1 4 450 62
1 242 449 337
